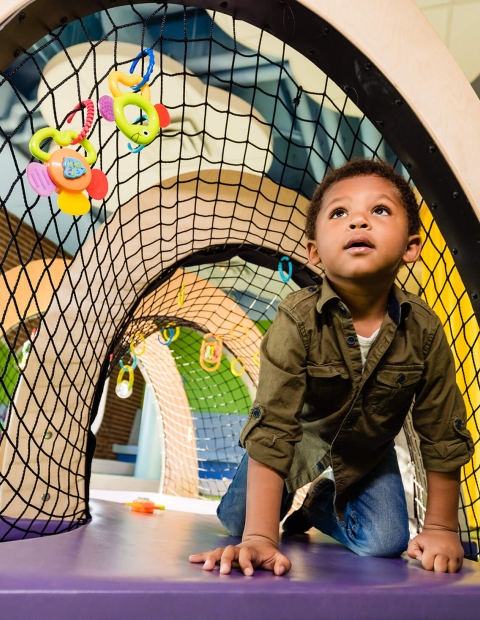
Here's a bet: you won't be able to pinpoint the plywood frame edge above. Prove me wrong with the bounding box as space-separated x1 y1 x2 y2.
299 0 480 220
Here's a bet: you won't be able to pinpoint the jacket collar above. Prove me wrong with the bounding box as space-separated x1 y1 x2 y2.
316 277 411 325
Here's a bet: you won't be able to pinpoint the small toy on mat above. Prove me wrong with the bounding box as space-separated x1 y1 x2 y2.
124 498 165 513
98 48 170 153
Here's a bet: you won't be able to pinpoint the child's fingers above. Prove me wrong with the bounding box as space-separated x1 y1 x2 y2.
420 550 435 571
273 553 291 576
238 546 254 576
447 556 463 573
432 553 449 573
189 548 225 570
406 540 423 560
219 545 240 574
189 552 208 563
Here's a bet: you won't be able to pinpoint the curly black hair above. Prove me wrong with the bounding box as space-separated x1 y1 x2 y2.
305 159 421 240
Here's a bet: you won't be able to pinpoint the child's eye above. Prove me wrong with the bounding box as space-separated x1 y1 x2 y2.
330 208 347 219
373 205 390 216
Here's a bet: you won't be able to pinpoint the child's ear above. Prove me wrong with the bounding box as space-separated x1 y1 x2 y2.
306 239 321 266
402 234 422 264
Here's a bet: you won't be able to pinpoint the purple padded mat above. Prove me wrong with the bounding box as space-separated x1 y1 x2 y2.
0 498 479 620
0 515 84 541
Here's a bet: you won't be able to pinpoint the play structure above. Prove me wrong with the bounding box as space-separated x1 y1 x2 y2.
0 0 480 616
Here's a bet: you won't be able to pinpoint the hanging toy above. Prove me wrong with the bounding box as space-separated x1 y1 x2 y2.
229 323 250 342
119 352 137 371
199 333 223 372
116 364 134 399
18 328 37 371
26 100 108 216
129 49 155 91
231 358 246 377
130 333 146 356
158 323 180 346
158 329 175 346
278 256 293 283
67 100 95 144
18 341 31 371
177 283 186 308
98 48 170 153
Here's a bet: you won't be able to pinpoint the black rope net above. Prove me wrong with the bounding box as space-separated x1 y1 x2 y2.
0 3 478 556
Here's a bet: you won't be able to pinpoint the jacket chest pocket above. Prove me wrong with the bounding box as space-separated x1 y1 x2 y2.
373 365 423 416
305 364 350 419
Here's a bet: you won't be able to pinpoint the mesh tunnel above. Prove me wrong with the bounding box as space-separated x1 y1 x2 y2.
0 0 479 557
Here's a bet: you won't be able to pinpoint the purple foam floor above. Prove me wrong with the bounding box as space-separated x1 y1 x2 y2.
0 499 479 620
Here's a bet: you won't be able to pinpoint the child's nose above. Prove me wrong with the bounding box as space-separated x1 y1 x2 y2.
349 218 369 229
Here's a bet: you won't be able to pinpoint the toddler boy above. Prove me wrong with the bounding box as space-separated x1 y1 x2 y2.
190 159 474 575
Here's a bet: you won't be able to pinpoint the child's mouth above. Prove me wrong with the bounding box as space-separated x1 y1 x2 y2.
345 236 374 253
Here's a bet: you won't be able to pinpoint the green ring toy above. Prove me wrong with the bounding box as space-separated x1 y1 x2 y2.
26 126 108 216
29 127 97 165
98 70 171 153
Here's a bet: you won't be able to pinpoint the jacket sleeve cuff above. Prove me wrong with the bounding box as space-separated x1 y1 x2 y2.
244 431 295 479
239 404 298 478
420 420 474 472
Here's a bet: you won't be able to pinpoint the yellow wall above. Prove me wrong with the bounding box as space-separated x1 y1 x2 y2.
420 204 480 528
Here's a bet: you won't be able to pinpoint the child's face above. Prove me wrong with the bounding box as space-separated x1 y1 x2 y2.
306 175 422 284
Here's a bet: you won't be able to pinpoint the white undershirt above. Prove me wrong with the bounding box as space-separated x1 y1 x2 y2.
356 328 380 370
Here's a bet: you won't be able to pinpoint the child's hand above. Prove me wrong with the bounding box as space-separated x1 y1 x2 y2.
189 537 291 576
407 528 464 572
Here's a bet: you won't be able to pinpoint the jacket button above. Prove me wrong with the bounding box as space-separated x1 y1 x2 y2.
252 408 261 418
344 419 354 428
308 286 316 292
317 461 324 471
347 335 356 346
339 305 346 313
397 373 406 384
455 419 464 430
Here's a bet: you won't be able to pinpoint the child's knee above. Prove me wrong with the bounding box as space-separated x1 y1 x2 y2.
362 524 410 558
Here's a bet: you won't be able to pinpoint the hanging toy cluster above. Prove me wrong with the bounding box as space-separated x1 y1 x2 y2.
98 48 171 153
199 333 223 372
116 362 135 399
26 100 108 216
158 322 180 346
26 47 171 216
116 333 146 399
198 324 261 376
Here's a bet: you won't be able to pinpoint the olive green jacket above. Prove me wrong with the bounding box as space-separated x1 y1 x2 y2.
240 278 474 517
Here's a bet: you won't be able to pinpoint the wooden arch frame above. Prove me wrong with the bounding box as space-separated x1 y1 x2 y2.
0 0 479 532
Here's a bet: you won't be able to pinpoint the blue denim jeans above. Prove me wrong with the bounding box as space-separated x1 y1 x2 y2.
217 442 410 557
